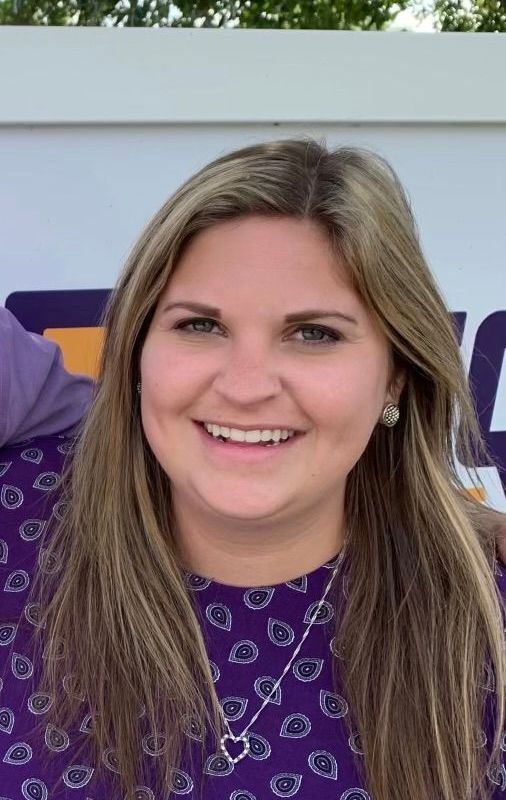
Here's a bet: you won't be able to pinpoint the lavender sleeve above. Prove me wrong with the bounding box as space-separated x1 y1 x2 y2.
0 306 95 446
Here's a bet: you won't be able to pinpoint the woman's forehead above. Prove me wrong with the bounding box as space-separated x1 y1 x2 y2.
158 217 364 317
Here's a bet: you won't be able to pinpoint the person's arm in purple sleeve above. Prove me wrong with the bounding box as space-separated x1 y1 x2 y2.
0 307 95 446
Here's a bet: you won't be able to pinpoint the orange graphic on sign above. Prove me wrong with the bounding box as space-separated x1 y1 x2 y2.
43 327 104 379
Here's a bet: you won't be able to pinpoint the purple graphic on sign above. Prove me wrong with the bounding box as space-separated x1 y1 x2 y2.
6 289 110 335
463 311 506 491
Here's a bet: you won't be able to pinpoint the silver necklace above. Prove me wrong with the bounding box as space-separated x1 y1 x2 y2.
217 546 347 766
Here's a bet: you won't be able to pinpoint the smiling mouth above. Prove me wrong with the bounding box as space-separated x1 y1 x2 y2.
195 421 304 447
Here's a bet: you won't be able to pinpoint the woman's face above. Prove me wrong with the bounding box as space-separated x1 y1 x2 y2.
140 215 402 545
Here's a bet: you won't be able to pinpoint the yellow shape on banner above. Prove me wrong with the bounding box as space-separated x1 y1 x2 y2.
466 486 487 502
43 326 104 378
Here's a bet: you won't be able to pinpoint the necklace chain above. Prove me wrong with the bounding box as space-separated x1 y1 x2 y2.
217 546 347 765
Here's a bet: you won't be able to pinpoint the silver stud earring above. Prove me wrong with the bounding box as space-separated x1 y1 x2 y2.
136 381 141 395
381 402 399 427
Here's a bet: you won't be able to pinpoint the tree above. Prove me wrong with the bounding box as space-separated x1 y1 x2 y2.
432 0 506 31
0 0 413 28
171 0 412 30
0 0 504 30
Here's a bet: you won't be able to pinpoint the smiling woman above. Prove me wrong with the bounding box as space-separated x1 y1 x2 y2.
0 138 506 800
138 214 402 585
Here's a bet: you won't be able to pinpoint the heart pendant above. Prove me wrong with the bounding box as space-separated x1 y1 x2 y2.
220 731 250 764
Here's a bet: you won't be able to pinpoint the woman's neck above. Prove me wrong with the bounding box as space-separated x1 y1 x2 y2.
174 498 346 587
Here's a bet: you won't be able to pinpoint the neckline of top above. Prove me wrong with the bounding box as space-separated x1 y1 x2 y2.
182 549 345 593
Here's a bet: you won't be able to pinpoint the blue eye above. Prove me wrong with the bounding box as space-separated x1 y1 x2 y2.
175 318 217 335
295 326 342 346
174 318 342 346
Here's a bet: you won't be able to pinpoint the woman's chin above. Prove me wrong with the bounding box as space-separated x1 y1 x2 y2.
198 490 291 523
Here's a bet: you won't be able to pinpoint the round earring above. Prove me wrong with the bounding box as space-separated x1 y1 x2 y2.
136 381 141 395
381 402 399 427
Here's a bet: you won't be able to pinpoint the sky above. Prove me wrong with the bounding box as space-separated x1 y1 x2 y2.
388 5 437 31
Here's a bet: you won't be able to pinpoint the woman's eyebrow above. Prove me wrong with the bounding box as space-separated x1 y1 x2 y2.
161 301 358 326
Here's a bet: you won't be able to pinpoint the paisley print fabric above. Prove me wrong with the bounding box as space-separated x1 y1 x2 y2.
0 435 505 799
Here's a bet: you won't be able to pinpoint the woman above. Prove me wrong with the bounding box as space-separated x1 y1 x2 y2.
1 137 506 800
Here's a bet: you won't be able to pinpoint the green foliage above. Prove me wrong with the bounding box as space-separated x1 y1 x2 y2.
171 0 412 30
0 0 504 30
433 0 506 31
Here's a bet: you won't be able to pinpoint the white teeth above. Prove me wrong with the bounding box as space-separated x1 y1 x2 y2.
230 427 246 442
203 422 296 443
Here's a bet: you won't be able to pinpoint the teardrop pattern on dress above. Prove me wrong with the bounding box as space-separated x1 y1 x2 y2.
204 753 234 776
102 747 121 772
269 772 302 797
27 692 53 715
19 519 46 542
304 600 334 625
221 697 248 721
0 708 15 735
170 768 194 795
244 588 275 609
21 777 48 800
24 603 44 628
142 734 166 757
254 676 281 705
308 750 338 780
207 603 232 631
0 624 17 646
245 732 271 761
489 763 506 791
132 787 155 800
292 657 323 682
319 689 348 718
11 652 33 680
229 640 259 664
4 569 29 593
44 723 69 752
0 538 8 563
267 619 295 646
1 485 23 510
3 742 32 765
32 472 59 491
279 713 311 738
21 449 43 465
62 765 94 788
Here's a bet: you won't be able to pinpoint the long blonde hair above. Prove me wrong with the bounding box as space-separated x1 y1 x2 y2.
31 137 506 800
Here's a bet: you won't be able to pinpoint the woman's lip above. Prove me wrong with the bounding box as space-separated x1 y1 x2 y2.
193 420 304 461
194 420 305 434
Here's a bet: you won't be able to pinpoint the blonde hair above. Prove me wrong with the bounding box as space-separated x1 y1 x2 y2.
31 137 506 800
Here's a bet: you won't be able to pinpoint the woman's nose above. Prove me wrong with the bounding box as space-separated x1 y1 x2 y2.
212 345 283 405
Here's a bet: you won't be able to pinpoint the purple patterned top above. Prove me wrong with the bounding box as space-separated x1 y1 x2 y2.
0 436 506 800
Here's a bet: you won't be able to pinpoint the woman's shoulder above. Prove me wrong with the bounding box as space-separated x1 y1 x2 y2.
0 434 74 619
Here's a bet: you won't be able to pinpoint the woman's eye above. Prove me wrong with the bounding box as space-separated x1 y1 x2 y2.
294 325 342 346
174 318 342 346
175 318 218 335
